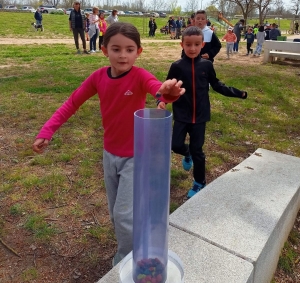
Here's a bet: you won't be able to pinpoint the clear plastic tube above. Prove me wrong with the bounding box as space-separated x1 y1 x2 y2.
132 109 172 283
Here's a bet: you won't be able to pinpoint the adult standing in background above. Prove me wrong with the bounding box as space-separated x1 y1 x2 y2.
264 23 271 40
148 17 154 36
295 22 299 34
69 1 89 54
34 8 42 25
269 23 281 40
233 18 245 53
175 16 182 39
88 6 100 53
106 9 118 25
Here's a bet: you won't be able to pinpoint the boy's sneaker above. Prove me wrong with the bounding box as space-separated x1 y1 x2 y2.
182 155 193 171
187 181 206 199
83 50 90 54
76 49 81 54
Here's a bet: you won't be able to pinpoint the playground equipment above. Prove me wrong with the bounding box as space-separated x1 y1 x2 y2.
218 12 234 27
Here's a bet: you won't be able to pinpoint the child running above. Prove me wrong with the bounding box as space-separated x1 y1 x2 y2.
194 10 221 62
158 26 247 199
182 10 221 62
244 27 255 55
222 26 237 59
253 25 265 56
32 22 185 266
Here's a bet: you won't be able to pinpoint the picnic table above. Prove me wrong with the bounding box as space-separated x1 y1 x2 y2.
263 40 300 63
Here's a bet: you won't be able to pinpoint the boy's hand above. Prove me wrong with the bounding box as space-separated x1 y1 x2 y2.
157 102 166 110
201 53 209 59
158 79 185 99
33 138 49 154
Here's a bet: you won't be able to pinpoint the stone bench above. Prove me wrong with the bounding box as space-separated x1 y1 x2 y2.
263 40 300 63
97 148 300 283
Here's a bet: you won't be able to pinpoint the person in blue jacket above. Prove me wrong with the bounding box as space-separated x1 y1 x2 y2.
175 16 182 39
34 8 43 25
158 26 247 199
244 27 255 55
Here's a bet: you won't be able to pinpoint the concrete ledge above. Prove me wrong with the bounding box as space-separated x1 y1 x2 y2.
97 149 300 283
98 226 254 283
170 148 300 283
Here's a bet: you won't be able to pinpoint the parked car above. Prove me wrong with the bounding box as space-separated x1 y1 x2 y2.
157 11 166 18
66 8 73 15
5 5 18 9
21 6 36 12
39 5 57 13
54 8 65 14
117 10 125 15
133 11 143 16
124 10 135 15
99 9 110 15
150 12 159 17
84 7 93 14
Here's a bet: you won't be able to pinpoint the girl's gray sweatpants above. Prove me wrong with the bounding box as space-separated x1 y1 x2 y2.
226 42 234 56
103 149 134 265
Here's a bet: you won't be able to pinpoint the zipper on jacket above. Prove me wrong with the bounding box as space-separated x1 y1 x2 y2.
192 58 196 123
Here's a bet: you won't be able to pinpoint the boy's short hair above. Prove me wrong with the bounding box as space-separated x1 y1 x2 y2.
182 26 203 41
195 10 207 18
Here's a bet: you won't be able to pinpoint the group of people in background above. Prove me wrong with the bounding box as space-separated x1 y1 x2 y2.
69 1 118 54
220 18 283 59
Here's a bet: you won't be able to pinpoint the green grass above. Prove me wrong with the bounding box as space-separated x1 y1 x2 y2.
24 215 57 239
0 11 170 38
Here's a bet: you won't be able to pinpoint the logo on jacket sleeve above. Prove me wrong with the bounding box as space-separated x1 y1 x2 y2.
124 90 133 95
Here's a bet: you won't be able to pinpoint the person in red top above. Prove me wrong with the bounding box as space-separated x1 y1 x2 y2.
222 26 237 59
98 11 107 51
32 22 185 266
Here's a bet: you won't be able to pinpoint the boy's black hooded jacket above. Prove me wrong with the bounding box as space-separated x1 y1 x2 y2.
167 54 247 124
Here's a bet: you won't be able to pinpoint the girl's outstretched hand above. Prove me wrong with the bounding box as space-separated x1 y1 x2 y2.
159 79 185 98
33 138 49 154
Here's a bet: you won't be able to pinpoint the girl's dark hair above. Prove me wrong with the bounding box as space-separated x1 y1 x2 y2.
103 22 141 48
182 26 203 41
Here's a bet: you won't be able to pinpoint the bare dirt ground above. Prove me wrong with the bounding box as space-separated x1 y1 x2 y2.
0 37 299 283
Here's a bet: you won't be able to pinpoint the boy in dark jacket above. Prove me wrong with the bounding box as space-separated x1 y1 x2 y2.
158 26 247 198
244 27 255 55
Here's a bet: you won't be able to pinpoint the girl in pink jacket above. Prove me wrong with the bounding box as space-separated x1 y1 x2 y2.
33 22 185 266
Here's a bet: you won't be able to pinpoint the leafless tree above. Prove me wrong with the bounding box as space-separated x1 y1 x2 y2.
185 0 199 13
272 0 284 16
226 0 256 23
290 0 300 15
149 0 167 11
253 0 272 24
